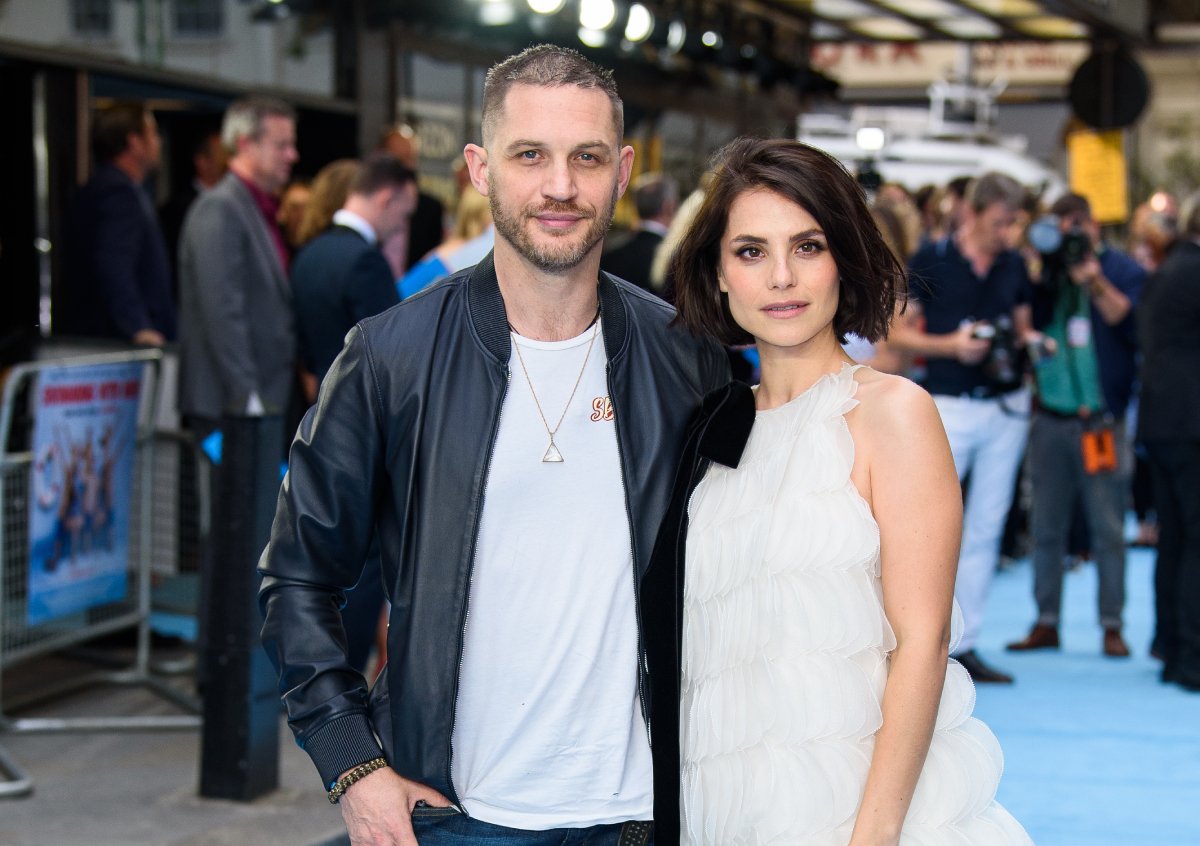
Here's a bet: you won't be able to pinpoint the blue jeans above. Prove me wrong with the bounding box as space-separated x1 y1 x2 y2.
410 806 654 846
933 390 1031 651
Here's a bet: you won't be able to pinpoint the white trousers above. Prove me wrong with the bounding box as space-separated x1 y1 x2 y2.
933 390 1031 653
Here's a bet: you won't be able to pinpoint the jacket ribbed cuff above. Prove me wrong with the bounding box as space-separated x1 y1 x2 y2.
304 711 386 789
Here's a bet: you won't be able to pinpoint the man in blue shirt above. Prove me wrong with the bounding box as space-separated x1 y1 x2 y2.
1007 193 1144 658
891 172 1035 684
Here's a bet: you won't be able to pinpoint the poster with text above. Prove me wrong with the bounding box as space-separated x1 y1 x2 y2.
27 362 143 625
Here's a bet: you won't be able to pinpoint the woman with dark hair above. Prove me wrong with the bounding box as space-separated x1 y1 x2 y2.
648 138 1031 845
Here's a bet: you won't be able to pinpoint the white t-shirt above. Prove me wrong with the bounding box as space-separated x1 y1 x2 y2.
450 319 654 829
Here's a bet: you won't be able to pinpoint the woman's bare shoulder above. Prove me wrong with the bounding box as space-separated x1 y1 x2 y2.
853 368 934 408
852 369 943 440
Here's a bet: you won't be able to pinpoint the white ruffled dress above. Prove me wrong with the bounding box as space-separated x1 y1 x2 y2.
680 364 1032 845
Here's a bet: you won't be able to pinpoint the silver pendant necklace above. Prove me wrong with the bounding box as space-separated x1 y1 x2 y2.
511 320 600 463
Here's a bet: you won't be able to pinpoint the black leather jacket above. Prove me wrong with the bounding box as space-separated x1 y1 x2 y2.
258 254 729 804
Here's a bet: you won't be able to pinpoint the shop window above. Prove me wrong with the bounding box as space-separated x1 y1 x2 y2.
71 0 113 36
174 0 224 37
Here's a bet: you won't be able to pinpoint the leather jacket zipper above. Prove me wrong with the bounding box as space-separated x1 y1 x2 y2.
446 364 511 813
607 362 652 748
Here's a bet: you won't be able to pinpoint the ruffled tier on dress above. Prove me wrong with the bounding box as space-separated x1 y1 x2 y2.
680 365 1032 846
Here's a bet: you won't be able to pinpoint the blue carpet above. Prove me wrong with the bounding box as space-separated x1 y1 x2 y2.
972 547 1199 845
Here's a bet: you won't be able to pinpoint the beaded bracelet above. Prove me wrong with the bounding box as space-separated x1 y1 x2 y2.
327 757 388 804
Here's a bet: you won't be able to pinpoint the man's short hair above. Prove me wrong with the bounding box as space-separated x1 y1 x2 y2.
93 102 149 163
481 44 623 146
349 153 415 197
632 173 678 220
946 175 973 201
1050 192 1092 221
221 96 296 153
966 172 1025 214
1179 190 1200 239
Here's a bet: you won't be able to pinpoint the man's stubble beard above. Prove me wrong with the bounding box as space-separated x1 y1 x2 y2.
489 175 618 274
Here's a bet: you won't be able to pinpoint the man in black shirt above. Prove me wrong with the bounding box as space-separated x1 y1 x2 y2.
891 172 1036 684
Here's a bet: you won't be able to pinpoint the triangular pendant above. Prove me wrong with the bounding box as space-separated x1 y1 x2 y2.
542 441 564 463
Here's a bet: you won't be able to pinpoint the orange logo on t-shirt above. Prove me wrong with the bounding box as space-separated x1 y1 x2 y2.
590 396 614 422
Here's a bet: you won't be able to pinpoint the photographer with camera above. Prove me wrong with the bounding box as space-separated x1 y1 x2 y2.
1007 193 1145 659
891 172 1040 684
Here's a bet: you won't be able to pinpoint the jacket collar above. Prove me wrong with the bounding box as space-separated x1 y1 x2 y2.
466 251 630 365
696 380 756 469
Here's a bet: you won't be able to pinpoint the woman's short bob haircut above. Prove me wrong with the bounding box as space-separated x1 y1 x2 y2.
673 137 905 347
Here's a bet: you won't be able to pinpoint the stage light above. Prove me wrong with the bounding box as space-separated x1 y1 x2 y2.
701 30 722 49
579 0 617 30
527 0 566 13
624 3 654 42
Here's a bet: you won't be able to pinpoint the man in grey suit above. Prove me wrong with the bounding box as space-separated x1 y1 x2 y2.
177 96 299 435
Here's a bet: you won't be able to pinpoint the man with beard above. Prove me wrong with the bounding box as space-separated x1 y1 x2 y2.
258 45 728 845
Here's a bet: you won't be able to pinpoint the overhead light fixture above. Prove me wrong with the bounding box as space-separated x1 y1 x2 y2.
1014 16 1087 38
667 19 686 53
875 0 958 17
527 0 566 13
813 0 876 20
848 17 924 39
578 27 608 47
624 3 654 42
480 0 516 26
935 17 1002 38
579 0 617 31
960 0 1040 14
856 126 886 152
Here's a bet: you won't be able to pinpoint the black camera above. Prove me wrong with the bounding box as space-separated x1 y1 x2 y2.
1028 214 1091 268
971 315 1053 392
972 316 1023 392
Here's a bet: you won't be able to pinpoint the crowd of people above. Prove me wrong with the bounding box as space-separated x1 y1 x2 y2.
58 42 1199 845
627 155 1196 695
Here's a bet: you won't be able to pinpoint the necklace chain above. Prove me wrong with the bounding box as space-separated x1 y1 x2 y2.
511 322 600 462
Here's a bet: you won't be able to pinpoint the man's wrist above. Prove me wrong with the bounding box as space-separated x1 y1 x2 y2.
328 757 388 804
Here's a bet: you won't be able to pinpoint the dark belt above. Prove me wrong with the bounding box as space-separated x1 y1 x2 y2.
619 820 653 846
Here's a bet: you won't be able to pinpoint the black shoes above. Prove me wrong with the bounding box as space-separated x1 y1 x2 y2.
954 649 1015 684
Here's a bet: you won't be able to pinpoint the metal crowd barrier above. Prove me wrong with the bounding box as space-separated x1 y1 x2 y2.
0 349 202 799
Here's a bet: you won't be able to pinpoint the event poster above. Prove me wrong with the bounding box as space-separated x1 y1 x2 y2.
27 362 143 625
